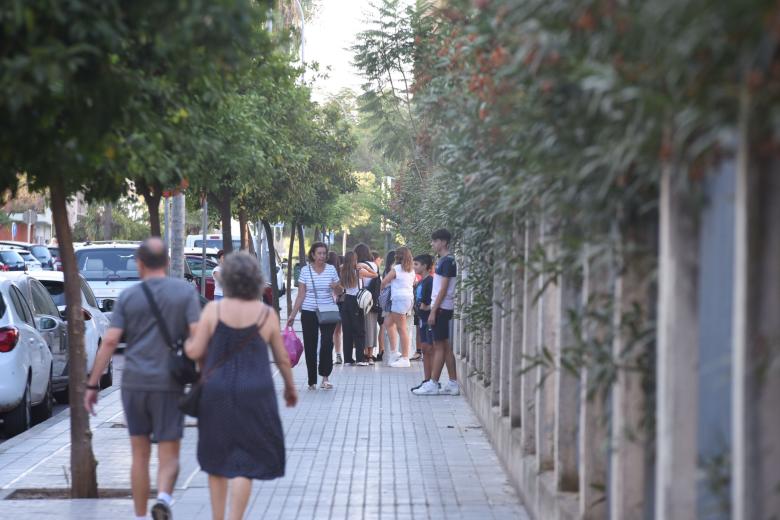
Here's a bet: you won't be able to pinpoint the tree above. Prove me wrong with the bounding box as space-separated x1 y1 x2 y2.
0 0 267 497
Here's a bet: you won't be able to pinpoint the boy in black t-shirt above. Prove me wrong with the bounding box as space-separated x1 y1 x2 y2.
411 254 434 391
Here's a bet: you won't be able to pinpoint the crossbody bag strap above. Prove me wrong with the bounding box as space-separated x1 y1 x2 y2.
308 264 320 305
140 282 176 353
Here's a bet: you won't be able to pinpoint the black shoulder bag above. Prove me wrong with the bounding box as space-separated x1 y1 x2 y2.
141 282 199 386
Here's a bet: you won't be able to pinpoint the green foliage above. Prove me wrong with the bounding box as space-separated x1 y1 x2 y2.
356 0 778 433
72 200 149 242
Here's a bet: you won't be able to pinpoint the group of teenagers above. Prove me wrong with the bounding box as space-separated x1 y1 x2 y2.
286 228 459 396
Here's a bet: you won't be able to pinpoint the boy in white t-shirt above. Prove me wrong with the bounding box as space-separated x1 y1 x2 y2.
212 250 225 300
413 229 459 396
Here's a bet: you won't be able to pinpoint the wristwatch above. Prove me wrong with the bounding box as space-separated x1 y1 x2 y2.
85 384 100 390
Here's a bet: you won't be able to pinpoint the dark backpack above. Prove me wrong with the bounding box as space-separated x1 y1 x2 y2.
363 263 382 314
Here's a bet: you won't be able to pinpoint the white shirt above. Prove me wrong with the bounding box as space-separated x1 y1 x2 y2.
299 264 340 311
213 265 223 296
359 261 378 287
431 254 457 310
390 264 415 299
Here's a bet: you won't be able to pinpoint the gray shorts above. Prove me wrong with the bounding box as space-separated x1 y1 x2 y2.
121 388 184 441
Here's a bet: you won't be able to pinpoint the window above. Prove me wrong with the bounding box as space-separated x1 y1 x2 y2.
30 280 59 317
80 279 99 308
9 286 33 325
39 280 66 307
74 248 139 281
194 239 241 250
30 245 51 263
0 251 24 265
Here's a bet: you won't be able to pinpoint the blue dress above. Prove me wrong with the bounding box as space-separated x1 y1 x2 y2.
197 307 285 479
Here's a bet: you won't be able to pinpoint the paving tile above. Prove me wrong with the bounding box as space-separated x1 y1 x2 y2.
0 305 528 519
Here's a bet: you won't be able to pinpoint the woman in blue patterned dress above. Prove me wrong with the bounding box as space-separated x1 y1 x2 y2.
186 252 297 520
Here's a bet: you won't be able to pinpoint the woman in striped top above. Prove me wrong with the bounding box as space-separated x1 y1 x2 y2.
287 242 343 389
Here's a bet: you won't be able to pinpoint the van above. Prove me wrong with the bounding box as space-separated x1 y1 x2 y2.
185 234 240 251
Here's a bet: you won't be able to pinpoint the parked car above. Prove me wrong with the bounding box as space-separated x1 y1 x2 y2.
185 234 240 251
0 241 54 270
185 255 216 300
48 246 61 271
75 242 200 313
74 243 142 313
0 273 67 395
29 271 113 395
0 278 54 436
0 249 27 272
183 246 220 261
16 250 42 271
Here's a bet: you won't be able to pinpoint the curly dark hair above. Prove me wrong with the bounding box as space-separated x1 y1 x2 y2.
220 252 264 300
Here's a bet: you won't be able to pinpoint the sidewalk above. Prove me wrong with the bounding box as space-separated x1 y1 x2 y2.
0 348 528 519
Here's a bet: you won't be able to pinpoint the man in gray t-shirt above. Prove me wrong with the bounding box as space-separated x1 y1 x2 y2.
85 238 200 520
111 276 200 392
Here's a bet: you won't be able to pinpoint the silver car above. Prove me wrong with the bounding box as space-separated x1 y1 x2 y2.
0 274 66 396
0 279 54 436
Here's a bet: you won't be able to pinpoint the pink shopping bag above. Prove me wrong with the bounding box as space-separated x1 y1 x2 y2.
283 326 304 367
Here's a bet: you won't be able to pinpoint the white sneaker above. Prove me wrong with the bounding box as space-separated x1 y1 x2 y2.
388 350 401 363
356 361 369 366
412 380 440 395
390 357 411 368
440 380 460 396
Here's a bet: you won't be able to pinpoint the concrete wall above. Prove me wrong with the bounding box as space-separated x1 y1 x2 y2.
451 141 779 519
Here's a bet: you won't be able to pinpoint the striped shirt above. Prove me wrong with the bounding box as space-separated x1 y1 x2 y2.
299 264 340 311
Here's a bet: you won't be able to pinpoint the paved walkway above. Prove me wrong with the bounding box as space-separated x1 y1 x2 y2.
0 330 528 519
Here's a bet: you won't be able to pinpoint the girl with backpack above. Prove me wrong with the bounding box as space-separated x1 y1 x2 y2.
354 243 379 364
337 252 368 366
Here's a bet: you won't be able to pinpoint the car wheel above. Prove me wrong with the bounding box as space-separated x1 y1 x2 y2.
100 359 113 389
4 378 32 436
32 371 54 424
54 385 70 404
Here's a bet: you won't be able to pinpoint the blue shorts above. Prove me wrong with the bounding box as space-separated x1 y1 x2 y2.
418 323 433 345
430 309 454 342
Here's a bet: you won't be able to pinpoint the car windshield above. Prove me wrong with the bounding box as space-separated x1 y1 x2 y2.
186 257 217 276
75 248 139 281
30 245 51 261
0 251 24 265
19 251 36 262
194 239 241 250
49 247 59 257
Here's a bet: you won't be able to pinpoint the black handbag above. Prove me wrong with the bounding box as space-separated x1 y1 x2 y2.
141 282 199 385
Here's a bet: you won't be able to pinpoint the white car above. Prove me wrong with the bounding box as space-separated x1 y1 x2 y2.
74 242 142 313
0 278 54 436
28 271 113 395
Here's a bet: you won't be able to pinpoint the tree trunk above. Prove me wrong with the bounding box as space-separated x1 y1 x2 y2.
170 193 185 278
137 179 162 237
286 222 296 315
262 219 280 312
247 224 256 257
218 186 233 253
102 203 112 241
239 208 248 250
297 223 306 265
50 178 97 498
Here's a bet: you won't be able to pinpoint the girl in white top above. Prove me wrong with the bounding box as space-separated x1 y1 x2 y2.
354 243 379 364
380 246 415 368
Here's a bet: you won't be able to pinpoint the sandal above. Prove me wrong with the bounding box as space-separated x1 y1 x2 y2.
320 381 334 390
308 384 317 391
